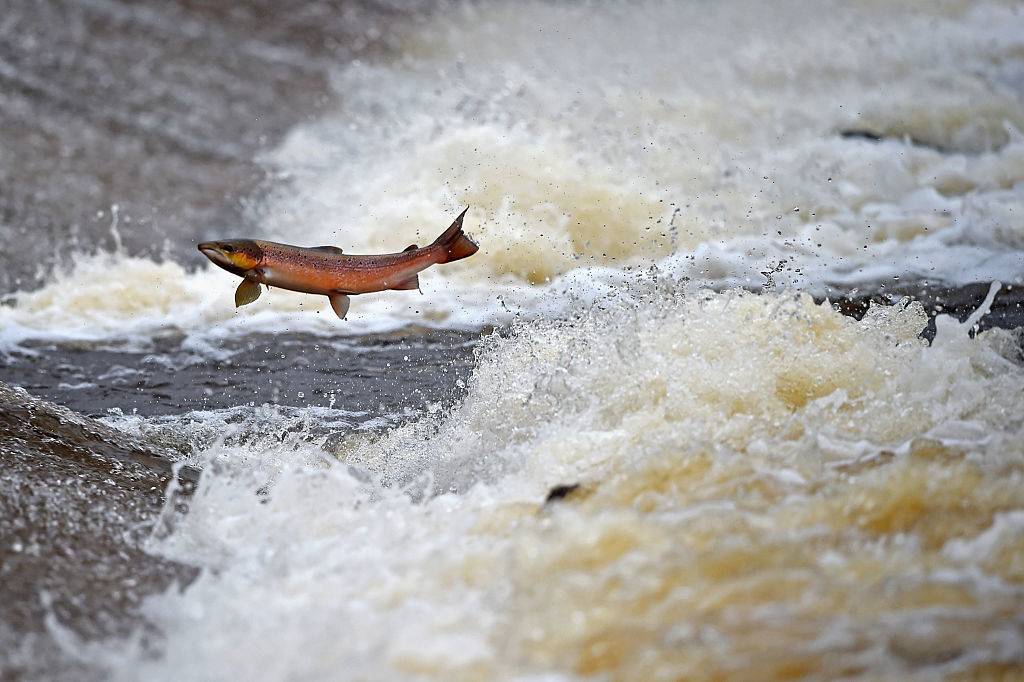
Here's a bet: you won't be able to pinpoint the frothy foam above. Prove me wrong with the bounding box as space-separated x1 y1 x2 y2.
3 0 1024 349
58 284 1024 679
261 0 1024 285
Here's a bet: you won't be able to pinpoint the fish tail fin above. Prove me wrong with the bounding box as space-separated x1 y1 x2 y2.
431 207 478 263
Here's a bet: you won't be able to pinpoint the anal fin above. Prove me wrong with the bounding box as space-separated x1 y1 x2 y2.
329 293 351 320
235 279 262 307
390 274 420 291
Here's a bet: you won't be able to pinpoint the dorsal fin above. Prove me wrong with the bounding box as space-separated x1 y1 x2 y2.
311 246 344 254
403 244 419 252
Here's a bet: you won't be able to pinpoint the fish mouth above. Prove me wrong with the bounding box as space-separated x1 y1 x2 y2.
198 242 229 266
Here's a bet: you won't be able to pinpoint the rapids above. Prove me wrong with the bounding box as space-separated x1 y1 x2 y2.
2 1 1024 680
64 287 1024 680
2 0 1023 350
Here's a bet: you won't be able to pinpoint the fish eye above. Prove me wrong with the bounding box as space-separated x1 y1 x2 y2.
222 244 235 253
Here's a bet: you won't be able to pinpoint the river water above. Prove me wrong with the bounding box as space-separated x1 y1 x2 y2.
2 1 1024 680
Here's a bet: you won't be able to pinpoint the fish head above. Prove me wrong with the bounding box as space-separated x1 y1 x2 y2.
198 239 264 275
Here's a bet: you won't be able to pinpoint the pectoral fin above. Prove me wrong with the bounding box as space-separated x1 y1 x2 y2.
390 274 420 291
235 279 262 307
328 293 351 320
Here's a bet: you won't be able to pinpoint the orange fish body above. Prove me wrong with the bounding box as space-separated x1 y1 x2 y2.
198 208 477 319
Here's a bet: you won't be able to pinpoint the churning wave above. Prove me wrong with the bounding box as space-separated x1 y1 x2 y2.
47 282 1024 679
2 0 1023 352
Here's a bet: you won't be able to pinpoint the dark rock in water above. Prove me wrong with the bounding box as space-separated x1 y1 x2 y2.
838 129 885 143
838 128 947 151
0 382 197 679
836 128 999 154
0 382 198 486
823 282 1024 343
544 483 582 504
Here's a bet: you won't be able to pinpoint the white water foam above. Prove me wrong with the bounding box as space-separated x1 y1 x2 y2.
54 283 1024 679
2 0 1023 351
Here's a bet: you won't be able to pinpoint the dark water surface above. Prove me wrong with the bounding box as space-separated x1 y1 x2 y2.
5 329 479 418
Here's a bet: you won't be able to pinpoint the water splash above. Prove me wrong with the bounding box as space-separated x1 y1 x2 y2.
2 0 1023 351
70 286 1024 680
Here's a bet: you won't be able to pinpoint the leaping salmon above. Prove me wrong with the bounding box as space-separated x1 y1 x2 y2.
197 208 477 319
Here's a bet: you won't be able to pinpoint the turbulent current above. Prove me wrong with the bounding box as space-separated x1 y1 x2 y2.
3 0 1024 346
2 1 1024 680
40 286 1024 681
